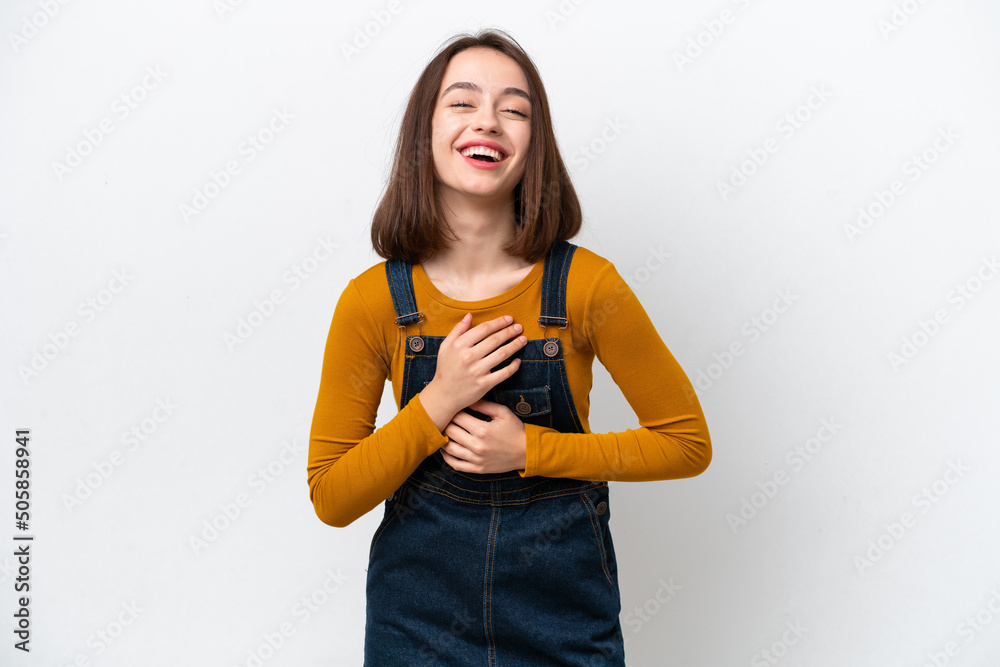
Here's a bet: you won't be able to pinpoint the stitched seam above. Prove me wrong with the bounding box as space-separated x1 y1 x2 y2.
556 244 572 320
423 468 522 486
409 480 604 504
485 507 499 665
405 262 418 316
541 241 561 322
582 262 614 357
352 278 392 378
494 385 551 416
400 350 413 409
368 492 404 560
582 492 614 588
554 351 585 432
422 471 557 495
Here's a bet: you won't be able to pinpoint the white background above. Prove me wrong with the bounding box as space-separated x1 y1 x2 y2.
2 1 1000 665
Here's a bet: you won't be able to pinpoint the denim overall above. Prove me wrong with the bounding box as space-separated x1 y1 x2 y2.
365 240 626 667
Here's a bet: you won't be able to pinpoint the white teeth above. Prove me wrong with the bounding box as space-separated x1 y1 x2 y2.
460 146 504 161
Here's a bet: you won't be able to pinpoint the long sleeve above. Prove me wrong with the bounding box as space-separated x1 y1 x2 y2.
520 262 712 481
307 279 449 527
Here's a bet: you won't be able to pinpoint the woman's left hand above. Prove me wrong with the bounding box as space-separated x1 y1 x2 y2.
440 399 527 474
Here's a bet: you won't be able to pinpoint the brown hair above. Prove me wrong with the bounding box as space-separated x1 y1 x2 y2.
369 28 582 265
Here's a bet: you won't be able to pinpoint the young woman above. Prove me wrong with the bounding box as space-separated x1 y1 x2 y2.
308 28 712 666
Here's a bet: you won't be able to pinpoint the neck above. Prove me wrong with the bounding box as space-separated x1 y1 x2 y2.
430 191 525 277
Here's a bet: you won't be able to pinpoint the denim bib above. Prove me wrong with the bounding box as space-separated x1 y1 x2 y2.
364 240 626 666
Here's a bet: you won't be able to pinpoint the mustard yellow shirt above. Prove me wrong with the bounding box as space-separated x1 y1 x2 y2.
307 245 712 527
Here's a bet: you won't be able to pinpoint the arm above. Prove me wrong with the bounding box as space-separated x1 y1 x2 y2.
307 279 449 527
520 262 712 481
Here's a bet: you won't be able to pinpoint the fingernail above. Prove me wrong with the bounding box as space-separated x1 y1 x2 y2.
505 315 513 323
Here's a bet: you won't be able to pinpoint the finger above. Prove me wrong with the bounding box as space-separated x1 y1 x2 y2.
473 322 525 355
446 413 471 432
446 426 483 454
440 449 465 468
444 416 477 433
468 398 498 413
442 440 475 462
482 339 525 377
483 358 522 389
448 406 493 428
441 449 477 472
443 312 473 344
465 316 520 348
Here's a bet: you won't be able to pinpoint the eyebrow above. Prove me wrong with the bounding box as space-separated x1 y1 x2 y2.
440 81 531 103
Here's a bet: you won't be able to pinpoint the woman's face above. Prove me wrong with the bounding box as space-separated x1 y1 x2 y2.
430 47 533 209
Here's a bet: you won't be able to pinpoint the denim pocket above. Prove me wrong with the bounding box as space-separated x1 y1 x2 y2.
492 385 551 418
580 486 620 598
368 483 406 562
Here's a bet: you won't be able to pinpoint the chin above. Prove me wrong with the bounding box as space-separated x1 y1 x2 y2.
463 188 514 201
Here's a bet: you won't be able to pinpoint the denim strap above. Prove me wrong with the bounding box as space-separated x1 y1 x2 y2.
385 258 422 326
538 240 577 327
385 240 577 326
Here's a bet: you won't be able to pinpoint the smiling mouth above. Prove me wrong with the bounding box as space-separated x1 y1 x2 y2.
459 146 507 163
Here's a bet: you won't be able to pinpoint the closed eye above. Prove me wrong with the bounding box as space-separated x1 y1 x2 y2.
449 101 529 118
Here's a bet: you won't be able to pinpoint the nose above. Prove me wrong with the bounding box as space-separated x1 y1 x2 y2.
472 102 501 134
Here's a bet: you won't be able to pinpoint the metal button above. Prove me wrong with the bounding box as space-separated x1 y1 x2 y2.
408 336 424 352
542 340 559 357
515 399 531 415
595 501 607 515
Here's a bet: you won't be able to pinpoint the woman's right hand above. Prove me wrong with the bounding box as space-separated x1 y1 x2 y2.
420 313 527 430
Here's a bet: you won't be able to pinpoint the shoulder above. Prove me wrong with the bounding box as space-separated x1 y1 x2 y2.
344 260 397 326
564 243 622 342
566 243 649 342
566 243 620 303
567 243 614 278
